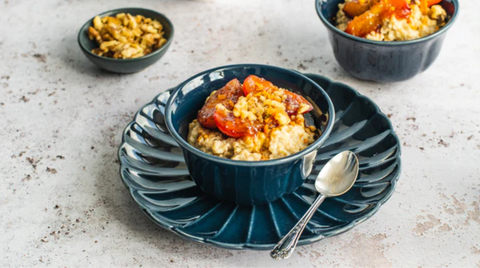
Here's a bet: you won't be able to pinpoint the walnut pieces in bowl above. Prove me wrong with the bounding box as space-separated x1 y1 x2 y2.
88 13 167 59
78 8 174 74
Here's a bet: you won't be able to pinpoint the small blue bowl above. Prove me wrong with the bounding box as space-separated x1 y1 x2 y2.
165 64 335 206
316 0 459 82
78 8 174 74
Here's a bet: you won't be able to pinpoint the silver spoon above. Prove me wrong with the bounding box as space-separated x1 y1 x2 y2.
270 151 359 260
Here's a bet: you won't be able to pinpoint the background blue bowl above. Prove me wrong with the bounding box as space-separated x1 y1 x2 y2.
78 7 174 74
316 0 459 83
165 64 335 205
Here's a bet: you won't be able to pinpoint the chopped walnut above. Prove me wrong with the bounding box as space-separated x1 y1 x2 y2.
88 13 167 59
429 4 447 24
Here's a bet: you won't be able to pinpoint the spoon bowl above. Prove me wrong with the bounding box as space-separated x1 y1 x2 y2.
315 151 359 197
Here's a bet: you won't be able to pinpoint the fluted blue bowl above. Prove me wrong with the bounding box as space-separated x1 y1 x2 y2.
316 0 459 82
165 64 335 206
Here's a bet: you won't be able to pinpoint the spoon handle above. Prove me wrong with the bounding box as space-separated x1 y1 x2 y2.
270 194 326 260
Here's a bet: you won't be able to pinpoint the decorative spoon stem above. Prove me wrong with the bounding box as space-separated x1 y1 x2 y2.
270 194 326 260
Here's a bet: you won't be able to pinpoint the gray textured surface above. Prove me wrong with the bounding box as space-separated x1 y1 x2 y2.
1 0 479 267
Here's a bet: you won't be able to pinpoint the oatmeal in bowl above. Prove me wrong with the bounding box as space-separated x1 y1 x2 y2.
315 0 458 82
188 75 323 161
165 64 335 205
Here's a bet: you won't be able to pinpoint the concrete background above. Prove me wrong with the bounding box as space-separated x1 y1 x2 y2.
1 0 479 267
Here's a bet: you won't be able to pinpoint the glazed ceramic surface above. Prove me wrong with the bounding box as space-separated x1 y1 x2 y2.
316 0 459 82
164 65 335 205
118 73 402 250
77 8 174 74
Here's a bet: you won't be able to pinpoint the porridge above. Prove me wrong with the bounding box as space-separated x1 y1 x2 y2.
187 75 323 161
335 0 448 41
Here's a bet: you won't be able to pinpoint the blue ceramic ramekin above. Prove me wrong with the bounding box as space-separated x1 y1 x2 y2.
165 64 335 205
316 0 459 82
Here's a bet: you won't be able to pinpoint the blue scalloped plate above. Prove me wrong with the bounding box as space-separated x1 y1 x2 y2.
118 73 402 250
